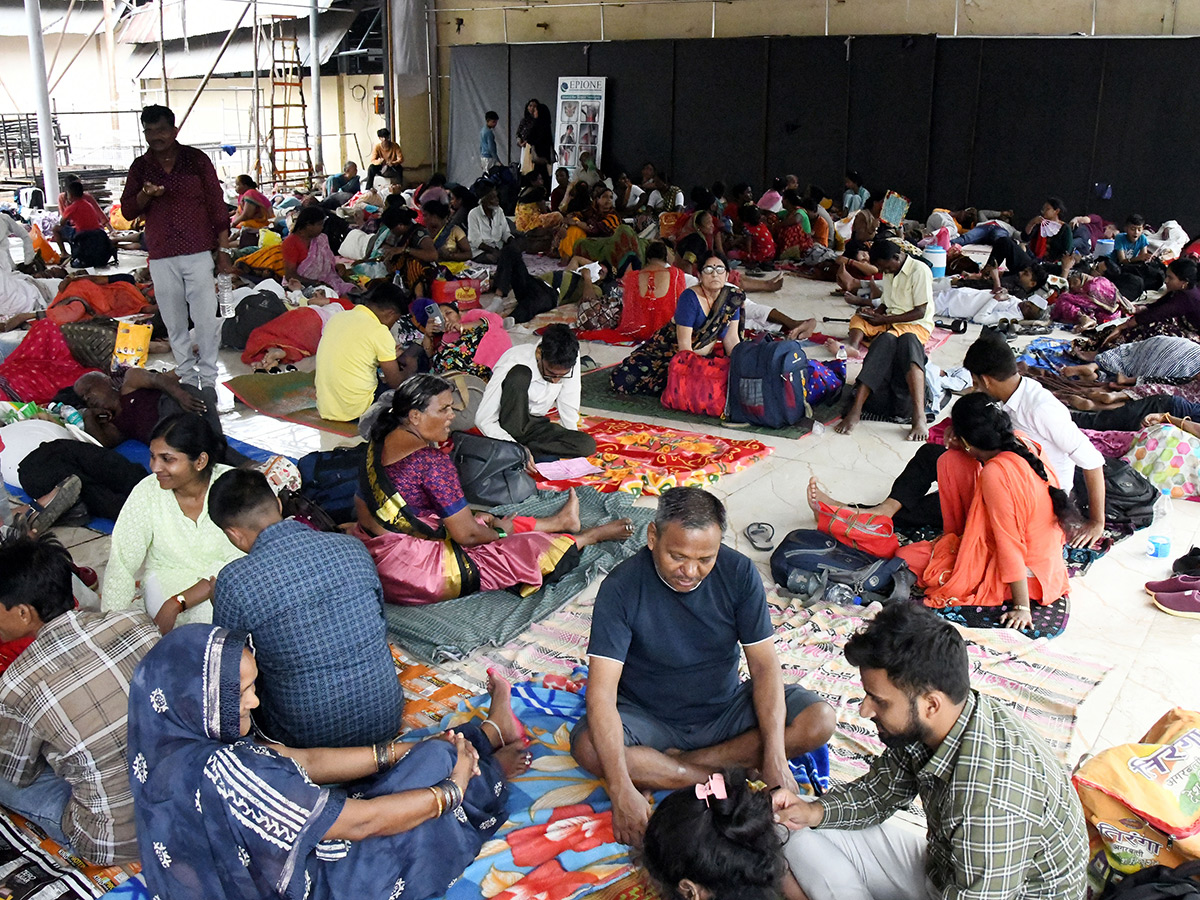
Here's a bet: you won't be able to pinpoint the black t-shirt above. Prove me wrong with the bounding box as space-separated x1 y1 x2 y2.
587 545 773 727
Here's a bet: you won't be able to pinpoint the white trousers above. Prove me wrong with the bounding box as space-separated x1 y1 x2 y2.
783 819 935 900
149 250 221 389
743 298 780 332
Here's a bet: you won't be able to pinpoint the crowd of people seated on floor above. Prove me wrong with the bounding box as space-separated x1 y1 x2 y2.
3 98 1200 897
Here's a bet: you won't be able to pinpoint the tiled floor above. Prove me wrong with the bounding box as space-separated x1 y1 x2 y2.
45 263 1200 769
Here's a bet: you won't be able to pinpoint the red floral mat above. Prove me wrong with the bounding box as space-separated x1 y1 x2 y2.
535 416 773 496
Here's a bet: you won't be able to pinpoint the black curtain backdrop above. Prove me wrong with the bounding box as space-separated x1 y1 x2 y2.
448 43 509 185
672 39 769 191
508 43 589 166
765 36 849 205
586 41 675 179
450 36 1200 235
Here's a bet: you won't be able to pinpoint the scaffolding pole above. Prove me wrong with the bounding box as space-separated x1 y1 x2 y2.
23 0 60 206
309 0 323 175
178 1 251 128
158 0 168 104
102 0 119 130
252 0 261 181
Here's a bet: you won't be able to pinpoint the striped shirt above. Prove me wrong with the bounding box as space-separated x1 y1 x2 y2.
819 691 1087 899
0 610 159 864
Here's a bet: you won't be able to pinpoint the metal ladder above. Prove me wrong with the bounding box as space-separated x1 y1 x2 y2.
266 14 313 190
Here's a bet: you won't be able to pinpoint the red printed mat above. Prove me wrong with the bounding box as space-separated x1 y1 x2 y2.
536 416 773 496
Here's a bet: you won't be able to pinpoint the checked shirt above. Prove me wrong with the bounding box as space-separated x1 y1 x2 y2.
819 691 1087 899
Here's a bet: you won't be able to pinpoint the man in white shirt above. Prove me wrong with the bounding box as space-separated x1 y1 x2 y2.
475 324 596 460
964 332 1106 548
466 188 512 264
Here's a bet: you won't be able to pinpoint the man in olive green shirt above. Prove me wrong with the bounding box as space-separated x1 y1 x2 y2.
774 603 1086 900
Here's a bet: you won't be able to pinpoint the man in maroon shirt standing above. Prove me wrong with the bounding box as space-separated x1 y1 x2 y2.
120 105 231 399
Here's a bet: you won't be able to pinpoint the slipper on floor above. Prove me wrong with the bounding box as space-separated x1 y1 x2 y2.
744 522 775 551
25 475 82 536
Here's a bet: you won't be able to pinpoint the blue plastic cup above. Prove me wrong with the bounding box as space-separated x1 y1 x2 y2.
1147 535 1171 558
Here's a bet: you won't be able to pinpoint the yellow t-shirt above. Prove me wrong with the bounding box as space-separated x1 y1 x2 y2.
315 304 396 421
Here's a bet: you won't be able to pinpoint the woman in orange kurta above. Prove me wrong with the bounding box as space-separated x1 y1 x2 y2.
897 392 1074 630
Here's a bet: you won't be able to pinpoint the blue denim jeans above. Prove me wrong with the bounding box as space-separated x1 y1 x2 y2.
951 222 1009 246
0 768 72 848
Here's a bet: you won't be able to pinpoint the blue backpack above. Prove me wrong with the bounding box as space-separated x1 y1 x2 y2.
726 339 811 427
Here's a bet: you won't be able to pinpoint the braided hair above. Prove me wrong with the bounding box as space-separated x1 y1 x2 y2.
951 392 1079 529
642 768 784 900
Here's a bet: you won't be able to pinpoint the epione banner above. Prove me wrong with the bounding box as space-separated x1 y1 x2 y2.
554 76 606 170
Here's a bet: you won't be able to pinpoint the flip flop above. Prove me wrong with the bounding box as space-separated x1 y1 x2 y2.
744 522 775 552
25 475 82 536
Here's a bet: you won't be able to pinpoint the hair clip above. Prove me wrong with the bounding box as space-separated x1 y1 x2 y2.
746 779 769 793
695 773 727 806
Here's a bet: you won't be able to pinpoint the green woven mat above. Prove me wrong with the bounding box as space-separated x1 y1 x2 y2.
224 370 361 437
578 367 846 439
383 486 651 662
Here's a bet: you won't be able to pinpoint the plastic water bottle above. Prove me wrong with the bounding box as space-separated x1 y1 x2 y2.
836 344 848 362
47 402 84 428
217 272 235 318
825 583 863 607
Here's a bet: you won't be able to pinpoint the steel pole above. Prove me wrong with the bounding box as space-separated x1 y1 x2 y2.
23 0 60 207
309 0 323 175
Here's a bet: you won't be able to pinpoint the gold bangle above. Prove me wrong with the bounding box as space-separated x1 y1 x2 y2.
429 786 444 816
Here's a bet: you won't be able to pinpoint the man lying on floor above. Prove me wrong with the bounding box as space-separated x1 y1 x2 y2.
774 602 1086 900
571 487 835 847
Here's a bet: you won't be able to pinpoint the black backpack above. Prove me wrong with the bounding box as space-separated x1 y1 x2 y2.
322 213 349 255
220 290 288 350
1074 458 1158 530
70 229 117 268
769 529 908 597
295 444 368 525
1105 860 1200 899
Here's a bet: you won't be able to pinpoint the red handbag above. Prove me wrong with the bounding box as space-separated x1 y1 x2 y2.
814 500 900 559
662 350 729 417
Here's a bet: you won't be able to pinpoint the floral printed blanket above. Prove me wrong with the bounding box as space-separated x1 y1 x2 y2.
534 416 773 496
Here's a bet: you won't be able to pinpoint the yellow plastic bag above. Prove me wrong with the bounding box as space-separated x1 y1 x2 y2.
259 228 281 248
1074 708 1200 879
112 321 152 370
